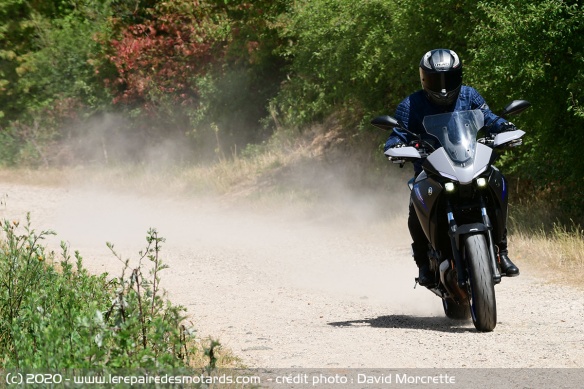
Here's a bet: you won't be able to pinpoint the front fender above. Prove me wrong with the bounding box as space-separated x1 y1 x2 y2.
453 223 489 237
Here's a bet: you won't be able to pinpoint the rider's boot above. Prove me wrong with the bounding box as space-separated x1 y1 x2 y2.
413 244 435 286
499 252 520 277
498 229 519 277
416 262 435 286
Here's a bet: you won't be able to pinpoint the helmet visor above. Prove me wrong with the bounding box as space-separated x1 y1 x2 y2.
421 68 462 93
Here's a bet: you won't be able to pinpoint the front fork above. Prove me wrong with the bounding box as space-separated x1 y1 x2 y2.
446 205 466 288
446 198 502 287
479 197 502 284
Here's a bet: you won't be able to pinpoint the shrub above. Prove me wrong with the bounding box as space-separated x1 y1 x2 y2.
0 215 200 369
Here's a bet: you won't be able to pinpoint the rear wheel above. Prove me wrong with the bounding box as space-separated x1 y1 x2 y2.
465 234 497 332
442 298 471 320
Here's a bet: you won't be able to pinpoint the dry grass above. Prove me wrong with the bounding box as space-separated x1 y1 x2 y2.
507 198 584 289
187 338 243 369
0 133 311 196
510 223 584 289
0 167 71 186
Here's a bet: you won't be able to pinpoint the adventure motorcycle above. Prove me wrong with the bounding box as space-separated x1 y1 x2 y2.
371 100 530 332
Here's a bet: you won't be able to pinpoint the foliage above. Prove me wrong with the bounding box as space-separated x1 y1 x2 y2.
105 1 223 110
0 215 200 369
0 0 76 124
468 0 584 222
0 0 582 219
101 0 291 160
0 1 114 166
275 0 396 126
187 0 290 157
274 0 482 126
89 1 223 162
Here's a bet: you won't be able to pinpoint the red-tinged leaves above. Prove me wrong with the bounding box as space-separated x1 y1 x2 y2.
106 2 225 111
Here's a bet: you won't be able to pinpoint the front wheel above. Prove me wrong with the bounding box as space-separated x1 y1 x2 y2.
465 234 497 332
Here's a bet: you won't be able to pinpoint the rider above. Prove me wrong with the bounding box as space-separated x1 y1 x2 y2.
384 48 520 286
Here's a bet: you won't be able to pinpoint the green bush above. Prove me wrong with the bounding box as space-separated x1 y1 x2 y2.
0 215 199 369
274 0 483 126
468 0 584 222
275 0 398 126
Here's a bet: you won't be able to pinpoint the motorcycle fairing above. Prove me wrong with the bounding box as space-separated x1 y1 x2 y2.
411 171 443 243
487 166 507 203
425 143 492 184
408 109 514 267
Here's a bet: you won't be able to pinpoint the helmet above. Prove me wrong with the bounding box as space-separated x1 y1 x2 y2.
419 49 463 106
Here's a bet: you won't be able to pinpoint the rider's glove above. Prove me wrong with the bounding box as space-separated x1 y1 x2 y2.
500 122 518 132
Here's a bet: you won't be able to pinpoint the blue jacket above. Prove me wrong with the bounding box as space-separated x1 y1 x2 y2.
384 86 507 174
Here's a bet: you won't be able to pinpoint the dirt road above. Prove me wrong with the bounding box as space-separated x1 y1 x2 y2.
2 181 583 369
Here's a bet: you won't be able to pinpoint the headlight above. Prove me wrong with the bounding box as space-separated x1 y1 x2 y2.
476 177 488 188
444 182 456 192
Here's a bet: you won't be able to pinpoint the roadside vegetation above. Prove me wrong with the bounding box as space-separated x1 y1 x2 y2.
0 214 235 369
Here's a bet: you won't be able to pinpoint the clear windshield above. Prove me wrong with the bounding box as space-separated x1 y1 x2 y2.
422 110 484 166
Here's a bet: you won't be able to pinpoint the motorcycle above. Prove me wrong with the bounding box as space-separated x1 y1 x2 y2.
371 100 530 332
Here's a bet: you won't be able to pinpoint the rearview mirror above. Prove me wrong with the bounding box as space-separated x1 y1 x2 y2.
499 100 531 117
371 115 400 131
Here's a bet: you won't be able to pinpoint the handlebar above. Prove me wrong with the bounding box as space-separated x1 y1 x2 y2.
477 137 494 146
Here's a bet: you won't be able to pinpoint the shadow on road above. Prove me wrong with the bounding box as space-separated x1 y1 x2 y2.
328 315 474 333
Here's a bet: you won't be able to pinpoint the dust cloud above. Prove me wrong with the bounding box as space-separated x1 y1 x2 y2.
2 114 448 370
58 113 200 167
39 152 442 319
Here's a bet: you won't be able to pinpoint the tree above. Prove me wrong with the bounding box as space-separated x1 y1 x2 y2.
468 0 584 219
0 0 114 165
273 0 480 126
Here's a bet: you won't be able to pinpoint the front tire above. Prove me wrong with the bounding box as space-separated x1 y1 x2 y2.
465 234 497 332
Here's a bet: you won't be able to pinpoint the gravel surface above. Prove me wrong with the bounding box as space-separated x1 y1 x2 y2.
1 182 583 369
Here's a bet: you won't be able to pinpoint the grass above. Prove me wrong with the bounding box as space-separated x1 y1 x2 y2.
510 218 584 288
505 195 584 288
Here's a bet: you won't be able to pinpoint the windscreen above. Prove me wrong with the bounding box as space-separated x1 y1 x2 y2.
422 110 484 166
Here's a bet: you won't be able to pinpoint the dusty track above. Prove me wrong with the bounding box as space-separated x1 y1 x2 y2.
2 182 583 368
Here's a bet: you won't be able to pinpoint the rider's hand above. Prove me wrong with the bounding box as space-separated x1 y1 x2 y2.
500 122 518 132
